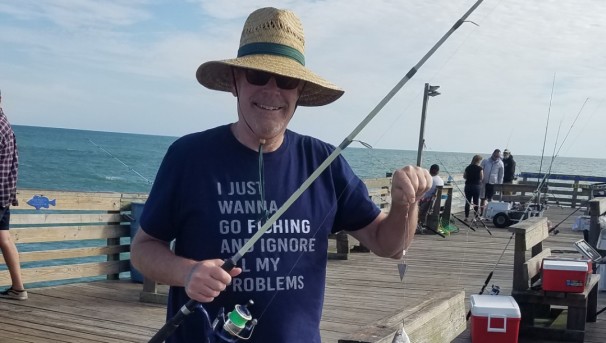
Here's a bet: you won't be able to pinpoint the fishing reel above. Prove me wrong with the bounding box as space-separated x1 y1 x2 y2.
488 284 501 296
197 300 257 343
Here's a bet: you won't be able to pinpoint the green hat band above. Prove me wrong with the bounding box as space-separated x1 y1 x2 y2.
238 42 305 66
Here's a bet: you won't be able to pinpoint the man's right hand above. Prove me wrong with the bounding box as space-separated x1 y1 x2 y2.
184 259 242 303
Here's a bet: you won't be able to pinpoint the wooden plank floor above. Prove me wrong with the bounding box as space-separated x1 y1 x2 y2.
0 207 604 343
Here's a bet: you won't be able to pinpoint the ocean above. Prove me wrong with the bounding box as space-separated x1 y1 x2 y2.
7 125 606 288
13 125 606 194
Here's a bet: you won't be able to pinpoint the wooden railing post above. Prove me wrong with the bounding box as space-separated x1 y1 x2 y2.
588 198 606 257
571 179 580 208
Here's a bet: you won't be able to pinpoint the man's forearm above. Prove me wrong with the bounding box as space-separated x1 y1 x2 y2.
131 235 196 287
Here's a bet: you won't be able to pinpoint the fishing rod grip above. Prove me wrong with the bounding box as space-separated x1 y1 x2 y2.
148 299 199 343
222 257 237 271
466 271 494 321
148 259 237 342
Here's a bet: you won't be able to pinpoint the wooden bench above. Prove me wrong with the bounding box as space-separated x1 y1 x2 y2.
424 185 454 233
1 189 146 288
509 216 600 342
338 290 466 343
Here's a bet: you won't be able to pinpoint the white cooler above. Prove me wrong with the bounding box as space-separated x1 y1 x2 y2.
485 202 511 219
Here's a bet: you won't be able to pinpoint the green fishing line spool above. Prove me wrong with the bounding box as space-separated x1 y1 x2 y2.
223 300 254 336
228 305 251 328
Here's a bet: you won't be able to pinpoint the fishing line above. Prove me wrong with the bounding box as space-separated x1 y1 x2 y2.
87 139 152 185
420 144 503 298
337 142 420 283
535 98 590 214
538 73 557 180
420 147 473 290
463 98 589 317
351 1 496 149
565 97 604 152
424 145 539 322
423 144 491 234
465 232 514 320
257 143 269 224
504 128 513 150
149 1 488 341
363 0 507 153
548 97 589 164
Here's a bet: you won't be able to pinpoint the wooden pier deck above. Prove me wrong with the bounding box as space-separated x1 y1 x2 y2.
1 207 604 343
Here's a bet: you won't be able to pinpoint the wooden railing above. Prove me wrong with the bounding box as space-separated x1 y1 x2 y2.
520 173 606 208
0 189 147 287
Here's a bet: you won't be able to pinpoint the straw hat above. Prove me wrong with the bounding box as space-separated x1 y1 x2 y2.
196 7 344 107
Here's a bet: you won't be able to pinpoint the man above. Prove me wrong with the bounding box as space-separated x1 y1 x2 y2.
502 149 516 184
0 91 27 301
131 7 431 343
417 164 444 230
480 149 504 216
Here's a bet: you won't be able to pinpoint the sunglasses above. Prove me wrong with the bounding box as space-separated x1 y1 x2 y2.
242 69 301 90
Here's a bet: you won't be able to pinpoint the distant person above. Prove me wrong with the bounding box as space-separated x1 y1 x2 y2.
130 7 431 343
480 149 504 216
0 91 27 301
502 149 516 183
463 155 484 221
417 164 444 229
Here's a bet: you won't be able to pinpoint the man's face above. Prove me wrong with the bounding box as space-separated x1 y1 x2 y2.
503 152 510 159
492 151 501 160
232 68 303 140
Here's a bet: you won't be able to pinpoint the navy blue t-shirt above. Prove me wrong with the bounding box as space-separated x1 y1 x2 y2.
140 125 380 343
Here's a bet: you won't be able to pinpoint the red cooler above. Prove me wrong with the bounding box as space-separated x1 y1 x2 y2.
470 295 520 343
542 259 589 293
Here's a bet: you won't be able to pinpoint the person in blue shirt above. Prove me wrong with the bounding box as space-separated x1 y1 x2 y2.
131 7 431 343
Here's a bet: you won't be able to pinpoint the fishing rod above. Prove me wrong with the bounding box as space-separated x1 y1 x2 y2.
537 73 556 185
546 98 589 169
536 97 590 217
149 1 487 342
423 143 491 235
88 139 153 185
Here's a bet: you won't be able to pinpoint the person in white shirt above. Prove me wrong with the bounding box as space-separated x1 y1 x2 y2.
417 164 444 229
480 149 504 216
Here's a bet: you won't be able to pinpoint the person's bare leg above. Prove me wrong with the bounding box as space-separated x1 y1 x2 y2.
0 230 25 290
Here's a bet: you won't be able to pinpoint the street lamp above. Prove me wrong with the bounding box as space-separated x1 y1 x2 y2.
416 83 440 167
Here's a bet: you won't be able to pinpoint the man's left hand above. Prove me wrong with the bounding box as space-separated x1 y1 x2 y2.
391 166 432 207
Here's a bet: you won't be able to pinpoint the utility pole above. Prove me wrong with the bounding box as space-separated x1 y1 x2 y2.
416 83 440 167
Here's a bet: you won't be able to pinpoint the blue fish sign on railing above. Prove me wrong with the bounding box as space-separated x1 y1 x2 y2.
27 195 57 210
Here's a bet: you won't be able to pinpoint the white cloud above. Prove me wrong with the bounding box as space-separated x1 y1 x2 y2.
1 0 605 158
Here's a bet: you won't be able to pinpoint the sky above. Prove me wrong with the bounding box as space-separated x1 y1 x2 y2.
1 0 605 159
